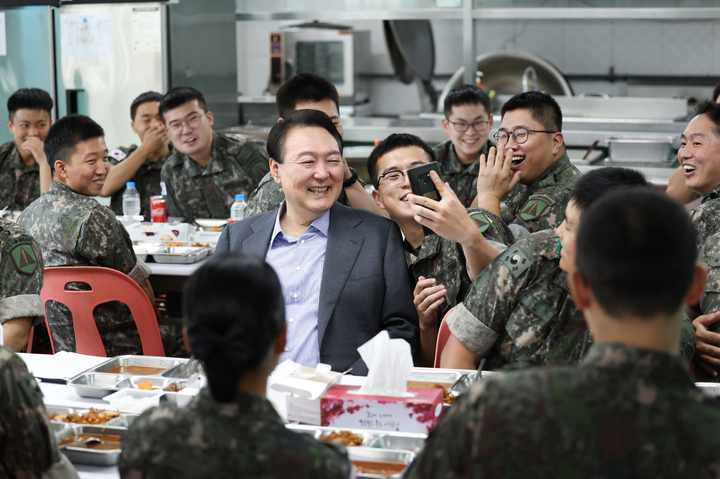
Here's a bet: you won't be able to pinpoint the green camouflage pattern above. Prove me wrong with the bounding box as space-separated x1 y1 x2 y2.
500 152 582 233
0 218 45 329
405 343 720 479
447 230 592 370
108 144 169 218
695 231 720 381
245 171 351 218
18 182 151 356
691 183 720 251
405 207 514 321
161 132 270 221
433 139 496 208
0 140 41 211
119 388 351 479
0 346 79 478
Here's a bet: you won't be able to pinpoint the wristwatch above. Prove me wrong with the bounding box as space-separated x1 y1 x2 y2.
343 167 359 188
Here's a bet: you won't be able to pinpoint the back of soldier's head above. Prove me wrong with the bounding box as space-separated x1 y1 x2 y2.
276 72 340 119
569 167 651 214
576 188 696 319
7 88 53 122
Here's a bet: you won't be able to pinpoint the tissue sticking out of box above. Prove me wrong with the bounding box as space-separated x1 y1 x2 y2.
355 331 414 397
269 360 342 400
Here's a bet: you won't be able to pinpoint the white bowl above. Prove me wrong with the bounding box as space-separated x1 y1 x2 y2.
104 388 163 413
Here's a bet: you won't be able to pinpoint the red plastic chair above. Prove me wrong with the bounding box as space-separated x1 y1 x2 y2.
35 266 165 357
433 307 455 368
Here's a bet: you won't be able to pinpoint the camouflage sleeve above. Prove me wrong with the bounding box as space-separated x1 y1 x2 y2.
245 172 285 218
692 202 720 252
76 207 142 279
0 347 69 478
0 228 45 327
679 314 696 363
242 136 271 186
160 163 183 219
466 207 514 246
512 191 567 233
446 243 531 356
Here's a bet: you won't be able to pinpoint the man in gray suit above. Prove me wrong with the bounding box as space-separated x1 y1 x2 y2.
216 110 419 375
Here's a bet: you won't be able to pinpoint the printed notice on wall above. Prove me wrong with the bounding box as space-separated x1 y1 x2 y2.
132 7 161 52
0 13 6 56
60 13 114 57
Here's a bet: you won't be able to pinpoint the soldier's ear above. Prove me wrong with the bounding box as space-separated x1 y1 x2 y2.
54 160 69 179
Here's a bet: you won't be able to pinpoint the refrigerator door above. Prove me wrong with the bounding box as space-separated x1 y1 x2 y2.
0 6 56 145
55 2 167 149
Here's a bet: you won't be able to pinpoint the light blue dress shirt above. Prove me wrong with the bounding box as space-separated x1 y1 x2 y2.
265 202 330 368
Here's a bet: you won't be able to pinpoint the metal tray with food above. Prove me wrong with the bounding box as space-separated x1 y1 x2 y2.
83 355 187 376
46 405 137 428
67 373 125 399
408 368 465 387
347 447 415 479
151 246 212 264
116 376 186 392
286 425 426 451
56 425 127 466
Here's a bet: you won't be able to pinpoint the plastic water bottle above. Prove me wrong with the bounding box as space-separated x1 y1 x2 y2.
229 194 246 223
122 182 141 217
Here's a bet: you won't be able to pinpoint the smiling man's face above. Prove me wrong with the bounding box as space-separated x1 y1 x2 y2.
163 99 214 159
372 146 430 222
58 136 109 197
679 113 720 197
442 103 492 166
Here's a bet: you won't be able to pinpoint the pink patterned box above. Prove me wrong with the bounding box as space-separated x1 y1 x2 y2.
320 385 444 434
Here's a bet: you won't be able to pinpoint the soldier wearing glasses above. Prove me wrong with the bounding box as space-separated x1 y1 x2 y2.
476 91 581 239
435 85 496 208
159 87 269 222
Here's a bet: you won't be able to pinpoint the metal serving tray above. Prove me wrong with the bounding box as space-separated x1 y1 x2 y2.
116 376 186 391
56 425 127 466
87 355 185 375
68 373 124 398
46 405 138 429
286 425 427 452
151 246 211 264
347 447 415 479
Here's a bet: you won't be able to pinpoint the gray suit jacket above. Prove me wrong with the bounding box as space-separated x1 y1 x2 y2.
216 203 419 375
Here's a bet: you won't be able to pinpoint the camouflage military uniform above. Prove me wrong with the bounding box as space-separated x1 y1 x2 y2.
0 140 41 211
0 218 45 335
694 231 720 381
691 183 720 251
119 388 351 479
245 171 351 218
0 346 79 478
433 139 495 208
499 152 581 234
405 208 514 321
405 343 720 479
17 182 183 357
108 144 169 218
447 229 696 370
161 132 270 221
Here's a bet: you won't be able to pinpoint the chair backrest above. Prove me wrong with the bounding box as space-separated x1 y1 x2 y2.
39 266 165 357
433 307 454 368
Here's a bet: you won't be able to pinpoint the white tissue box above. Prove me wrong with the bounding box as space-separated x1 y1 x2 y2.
268 361 342 424
320 385 444 434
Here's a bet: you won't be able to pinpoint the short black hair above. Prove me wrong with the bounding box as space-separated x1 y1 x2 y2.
694 100 720 139
44 114 104 172
158 86 208 124
276 72 340 120
130 91 163 121
569 167 651 213
266 109 343 164
713 82 720 104
367 133 437 189
184 252 285 403
7 88 53 122
577 188 697 319
443 84 491 118
501 91 563 132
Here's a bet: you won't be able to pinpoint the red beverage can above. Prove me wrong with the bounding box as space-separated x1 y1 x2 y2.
150 196 166 223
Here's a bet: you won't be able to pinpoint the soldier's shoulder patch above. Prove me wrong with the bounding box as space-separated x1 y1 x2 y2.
9 241 38 275
109 149 127 162
500 245 531 278
519 195 553 222
469 212 491 233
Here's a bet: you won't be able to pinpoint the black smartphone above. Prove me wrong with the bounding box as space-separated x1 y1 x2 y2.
407 162 442 201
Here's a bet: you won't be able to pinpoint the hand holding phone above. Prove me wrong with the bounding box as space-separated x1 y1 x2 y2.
407 162 442 201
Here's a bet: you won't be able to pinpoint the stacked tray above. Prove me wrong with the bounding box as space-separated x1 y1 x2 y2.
68 356 201 404
55 424 127 466
133 241 213 263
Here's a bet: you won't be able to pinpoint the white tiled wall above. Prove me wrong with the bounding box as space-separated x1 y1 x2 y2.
237 17 720 117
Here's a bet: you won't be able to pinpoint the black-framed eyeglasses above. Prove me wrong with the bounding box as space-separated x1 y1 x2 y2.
446 119 490 133
379 170 407 188
167 112 205 135
493 128 557 145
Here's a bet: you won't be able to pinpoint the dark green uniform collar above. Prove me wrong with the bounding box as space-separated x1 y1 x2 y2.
701 183 720 204
404 233 443 264
528 151 572 191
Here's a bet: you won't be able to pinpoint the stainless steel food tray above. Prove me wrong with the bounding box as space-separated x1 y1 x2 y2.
56 425 127 466
347 447 415 479
408 369 463 387
151 246 211 264
607 136 674 163
115 376 188 404
46 405 138 428
286 424 427 452
85 355 186 375
68 373 125 398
